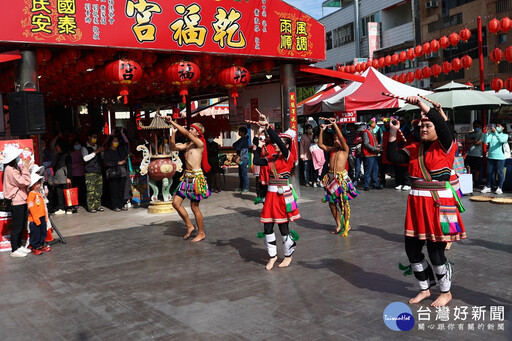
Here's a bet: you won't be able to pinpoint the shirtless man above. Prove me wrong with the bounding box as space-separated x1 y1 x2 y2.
318 118 358 236
167 120 211 242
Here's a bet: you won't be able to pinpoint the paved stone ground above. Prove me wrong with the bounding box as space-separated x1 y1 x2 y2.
0 174 510 340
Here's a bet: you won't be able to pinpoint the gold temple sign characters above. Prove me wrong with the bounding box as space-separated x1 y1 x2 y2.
126 0 162 43
212 8 246 48
170 4 207 47
57 0 76 14
57 15 77 35
279 19 292 50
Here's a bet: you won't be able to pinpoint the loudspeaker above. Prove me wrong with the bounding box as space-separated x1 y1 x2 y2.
0 94 5 136
7 91 46 135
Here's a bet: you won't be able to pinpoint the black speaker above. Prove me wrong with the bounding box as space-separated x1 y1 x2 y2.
7 91 45 135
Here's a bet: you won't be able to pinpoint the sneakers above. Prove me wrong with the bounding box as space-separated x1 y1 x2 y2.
39 246 51 252
31 248 43 255
54 209 66 215
234 188 242 192
65 210 73 215
97 207 105 212
319 182 324 188
495 187 503 195
481 186 491 193
374 185 384 190
395 185 402 190
313 183 318 188
241 189 249 193
11 249 28 257
18 246 32 254
89 209 97 213
402 185 411 191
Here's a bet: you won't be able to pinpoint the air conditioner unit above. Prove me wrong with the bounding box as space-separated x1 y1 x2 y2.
426 1 438 8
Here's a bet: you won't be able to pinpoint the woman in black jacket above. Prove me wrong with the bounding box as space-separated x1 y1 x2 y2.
103 135 128 212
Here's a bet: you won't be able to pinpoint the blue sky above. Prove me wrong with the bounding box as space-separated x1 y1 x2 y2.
284 1 338 20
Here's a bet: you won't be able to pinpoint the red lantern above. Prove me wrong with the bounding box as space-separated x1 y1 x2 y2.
414 69 423 81
391 53 400 65
506 46 512 62
355 63 362 73
461 55 473 69
406 48 416 60
338 65 346 73
165 61 201 103
218 66 251 105
501 17 512 32
459 28 471 42
261 60 274 74
399 51 407 63
372 59 380 69
422 66 432 78
105 59 143 104
488 18 501 34
491 78 503 92
432 64 442 77
378 57 385 68
399 73 407 84
36 48 52 65
465 81 474 88
406 71 415 83
142 52 157 67
505 78 512 92
361 62 368 71
350 64 357 73
452 58 462 72
442 61 452 74
415 45 424 57
449 33 460 46
490 48 504 63
392 75 399 81
385 55 392 66
422 42 432 55
430 39 440 53
439 36 450 49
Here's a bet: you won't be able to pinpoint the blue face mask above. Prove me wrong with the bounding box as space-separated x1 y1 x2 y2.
207 138 214 143
474 127 480 133
74 145 81 150
496 127 502 133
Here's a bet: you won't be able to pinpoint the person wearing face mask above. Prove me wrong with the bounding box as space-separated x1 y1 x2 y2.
81 131 104 213
481 122 509 195
69 139 86 213
104 136 128 212
464 120 484 187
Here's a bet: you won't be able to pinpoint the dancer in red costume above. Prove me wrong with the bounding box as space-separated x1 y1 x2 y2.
253 113 300 270
387 96 466 307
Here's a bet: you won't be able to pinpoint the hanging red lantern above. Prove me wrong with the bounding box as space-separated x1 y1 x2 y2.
452 58 462 72
490 48 504 63
430 39 440 53
392 74 399 81
338 65 346 73
422 42 432 55
449 32 460 46
406 71 415 83
399 51 407 63
501 17 512 32
361 62 368 71
36 48 52 65
442 61 452 74
461 55 473 69
414 45 424 57
432 64 442 77
406 48 416 60
378 57 385 68
414 69 423 81
491 78 503 92
399 73 407 84
65 49 81 64
439 36 450 49
350 64 357 73
391 53 400 65
218 66 251 105
459 28 471 42
422 66 432 78
165 61 201 103
372 59 380 69
105 59 143 104
505 77 512 92
385 55 392 66
355 63 362 73
488 18 501 34
142 52 157 67
505 46 512 62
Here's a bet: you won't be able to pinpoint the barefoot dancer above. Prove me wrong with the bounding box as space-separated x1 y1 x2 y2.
318 118 359 236
387 96 466 307
253 113 300 270
167 120 211 242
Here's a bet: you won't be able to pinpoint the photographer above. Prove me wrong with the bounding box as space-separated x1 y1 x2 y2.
481 122 508 195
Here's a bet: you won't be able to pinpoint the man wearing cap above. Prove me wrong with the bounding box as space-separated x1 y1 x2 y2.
2 145 33 257
167 120 211 243
81 131 104 213
362 117 383 191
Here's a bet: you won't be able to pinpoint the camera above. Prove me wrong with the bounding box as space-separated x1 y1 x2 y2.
488 124 495 130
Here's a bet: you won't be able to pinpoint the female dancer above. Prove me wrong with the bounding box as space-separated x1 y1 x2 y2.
253 113 300 270
387 96 466 307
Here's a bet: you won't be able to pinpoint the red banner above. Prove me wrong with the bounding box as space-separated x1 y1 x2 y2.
0 0 325 62
289 91 297 133
334 111 357 123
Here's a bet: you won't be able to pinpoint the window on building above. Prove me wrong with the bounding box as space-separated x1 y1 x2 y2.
361 14 376 38
499 33 508 44
326 31 333 50
333 23 354 47
442 13 463 28
499 61 512 73
496 0 512 12
441 0 475 14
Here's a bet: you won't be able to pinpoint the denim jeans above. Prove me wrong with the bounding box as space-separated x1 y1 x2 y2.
486 158 505 188
303 159 312 184
363 156 380 188
353 156 362 184
238 158 249 190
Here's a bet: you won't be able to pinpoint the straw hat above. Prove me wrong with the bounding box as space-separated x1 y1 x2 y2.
2 145 23 165
30 173 43 188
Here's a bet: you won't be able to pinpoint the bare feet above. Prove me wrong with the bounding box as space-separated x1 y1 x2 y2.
278 256 292 268
266 256 277 270
445 242 452 250
191 232 205 242
409 289 431 304
331 226 341 234
183 225 195 240
431 292 452 307
341 224 351 237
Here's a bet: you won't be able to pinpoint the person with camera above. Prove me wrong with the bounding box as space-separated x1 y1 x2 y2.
481 122 508 195
387 96 466 307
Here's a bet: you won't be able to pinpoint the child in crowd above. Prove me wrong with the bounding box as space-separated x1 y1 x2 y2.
27 172 51 255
